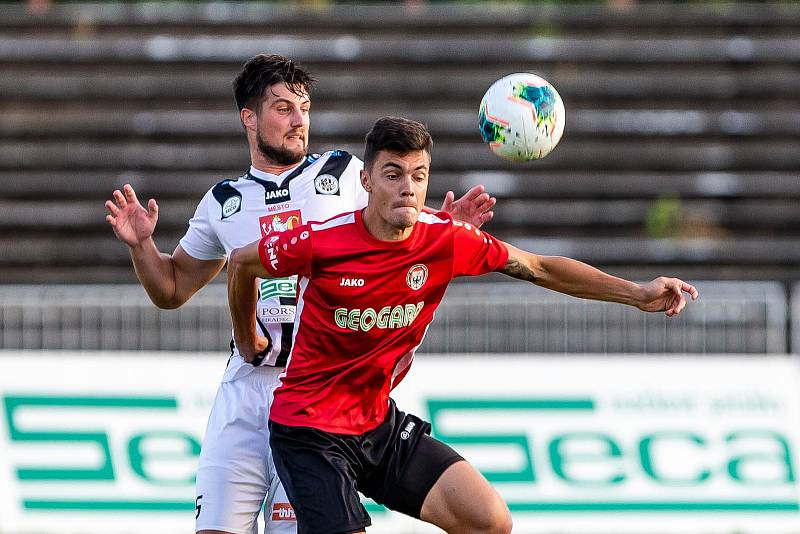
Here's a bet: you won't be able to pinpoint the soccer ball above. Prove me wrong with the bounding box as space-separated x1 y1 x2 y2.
478 73 565 162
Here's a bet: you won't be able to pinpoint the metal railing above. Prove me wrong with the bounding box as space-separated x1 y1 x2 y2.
0 281 788 354
792 282 800 354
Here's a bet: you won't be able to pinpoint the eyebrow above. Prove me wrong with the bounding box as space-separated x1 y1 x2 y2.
268 97 310 107
381 162 429 171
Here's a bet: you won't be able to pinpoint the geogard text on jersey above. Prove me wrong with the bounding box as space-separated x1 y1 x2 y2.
334 302 425 332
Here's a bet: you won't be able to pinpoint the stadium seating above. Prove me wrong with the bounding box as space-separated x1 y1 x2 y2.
0 2 798 283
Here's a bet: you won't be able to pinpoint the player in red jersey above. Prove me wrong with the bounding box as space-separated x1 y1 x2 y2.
227 117 699 534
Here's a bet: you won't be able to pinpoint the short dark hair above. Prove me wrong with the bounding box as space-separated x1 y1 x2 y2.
363 116 433 169
233 54 315 111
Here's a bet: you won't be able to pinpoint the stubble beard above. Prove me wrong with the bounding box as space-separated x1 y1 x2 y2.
256 132 306 166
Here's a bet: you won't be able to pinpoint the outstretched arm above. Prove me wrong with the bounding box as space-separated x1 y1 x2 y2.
105 184 224 308
227 242 271 362
500 243 698 316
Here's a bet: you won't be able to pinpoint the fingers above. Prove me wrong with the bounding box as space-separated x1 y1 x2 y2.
462 184 485 202
148 198 159 219
112 189 127 209
480 210 494 224
682 281 699 300
440 190 455 211
105 213 117 227
123 183 139 205
476 194 497 213
108 184 152 216
667 294 687 316
665 278 689 316
104 199 120 217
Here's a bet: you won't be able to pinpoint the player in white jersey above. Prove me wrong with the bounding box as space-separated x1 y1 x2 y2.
105 54 495 534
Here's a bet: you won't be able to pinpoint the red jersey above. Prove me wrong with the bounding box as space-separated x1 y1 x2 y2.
258 209 509 434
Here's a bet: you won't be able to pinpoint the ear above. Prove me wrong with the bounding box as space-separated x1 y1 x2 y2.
360 169 372 193
240 107 257 132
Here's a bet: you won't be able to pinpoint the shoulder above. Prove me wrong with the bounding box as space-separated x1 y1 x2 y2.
417 209 454 227
418 210 487 242
308 210 358 232
314 150 363 176
202 174 248 220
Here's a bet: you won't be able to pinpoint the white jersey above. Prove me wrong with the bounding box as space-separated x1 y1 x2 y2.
180 150 367 378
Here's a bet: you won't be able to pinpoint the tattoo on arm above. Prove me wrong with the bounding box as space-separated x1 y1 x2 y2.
502 257 537 283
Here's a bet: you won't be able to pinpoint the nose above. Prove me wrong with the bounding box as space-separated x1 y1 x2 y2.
400 175 415 197
290 107 305 128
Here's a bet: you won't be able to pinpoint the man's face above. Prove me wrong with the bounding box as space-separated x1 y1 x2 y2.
249 83 310 166
361 149 430 230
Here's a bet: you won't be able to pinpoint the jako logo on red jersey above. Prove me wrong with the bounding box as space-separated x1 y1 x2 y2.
340 277 365 287
335 302 424 332
271 503 296 521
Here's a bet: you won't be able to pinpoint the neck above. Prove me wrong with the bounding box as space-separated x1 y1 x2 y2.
362 205 414 241
248 139 303 175
249 147 302 176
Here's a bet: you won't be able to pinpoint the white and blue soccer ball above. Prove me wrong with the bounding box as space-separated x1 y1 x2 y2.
478 73 565 162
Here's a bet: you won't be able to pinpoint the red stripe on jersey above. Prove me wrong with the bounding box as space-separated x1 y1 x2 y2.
258 209 508 434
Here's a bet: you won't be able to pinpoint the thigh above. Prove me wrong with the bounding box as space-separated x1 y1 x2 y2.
269 421 371 534
420 459 511 534
195 371 274 534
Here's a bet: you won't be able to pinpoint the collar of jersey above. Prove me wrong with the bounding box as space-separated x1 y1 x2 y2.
354 208 420 249
246 165 281 183
246 154 317 188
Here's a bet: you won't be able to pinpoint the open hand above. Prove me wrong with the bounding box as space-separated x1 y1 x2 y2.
105 184 159 248
440 184 496 228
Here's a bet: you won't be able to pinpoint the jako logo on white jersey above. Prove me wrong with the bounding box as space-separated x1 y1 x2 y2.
264 188 291 205
334 302 424 332
340 277 365 287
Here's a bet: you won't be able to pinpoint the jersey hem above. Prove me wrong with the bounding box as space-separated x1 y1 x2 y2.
178 240 226 261
268 412 386 436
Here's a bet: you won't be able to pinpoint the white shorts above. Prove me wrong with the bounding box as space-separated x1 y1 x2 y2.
195 360 296 534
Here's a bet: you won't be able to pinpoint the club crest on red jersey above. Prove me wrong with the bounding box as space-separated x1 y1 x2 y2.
406 264 428 291
260 210 302 237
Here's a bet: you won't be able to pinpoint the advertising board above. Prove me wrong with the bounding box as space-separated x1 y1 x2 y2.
0 353 797 533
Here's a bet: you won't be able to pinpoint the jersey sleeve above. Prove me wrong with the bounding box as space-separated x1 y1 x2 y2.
178 190 226 260
451 220 509 278
351 156 369 210
258 224 313 278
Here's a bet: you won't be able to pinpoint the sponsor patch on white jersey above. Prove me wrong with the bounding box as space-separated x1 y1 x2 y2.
222 197 241 218
271 502 296 521
260 305 296 323
260 210 302 237
315 173 340 195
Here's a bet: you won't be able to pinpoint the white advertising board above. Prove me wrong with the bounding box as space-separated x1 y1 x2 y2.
0 353 798 533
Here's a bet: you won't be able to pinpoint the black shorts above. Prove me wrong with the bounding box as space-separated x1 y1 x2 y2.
269 399 464 534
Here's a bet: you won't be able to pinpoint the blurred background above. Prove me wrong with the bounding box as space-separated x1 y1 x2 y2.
0 1 799 533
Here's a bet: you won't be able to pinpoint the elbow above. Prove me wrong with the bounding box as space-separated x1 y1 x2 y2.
228 247 245 275
149 294 185 310
227 246 252 283
153 298 182 310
